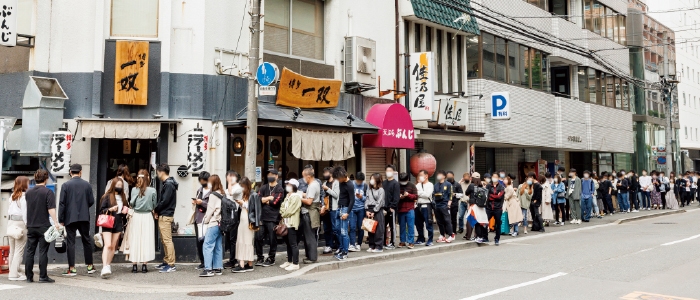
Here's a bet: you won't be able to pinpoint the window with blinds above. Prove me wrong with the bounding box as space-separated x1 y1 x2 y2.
264 0 324 61
111 0 159 38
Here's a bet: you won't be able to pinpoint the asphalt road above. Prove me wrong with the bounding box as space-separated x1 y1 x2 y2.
2 209 699 299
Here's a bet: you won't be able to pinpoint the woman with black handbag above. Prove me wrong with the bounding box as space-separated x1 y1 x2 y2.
98 178 130 278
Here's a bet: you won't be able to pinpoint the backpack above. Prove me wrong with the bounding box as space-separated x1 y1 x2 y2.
473 186 488 207
213 191 239 232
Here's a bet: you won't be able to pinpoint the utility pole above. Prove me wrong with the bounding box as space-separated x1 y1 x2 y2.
662 31 675 174
245 0 262 181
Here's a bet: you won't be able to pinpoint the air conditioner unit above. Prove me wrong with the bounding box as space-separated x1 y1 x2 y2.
345 36 377 87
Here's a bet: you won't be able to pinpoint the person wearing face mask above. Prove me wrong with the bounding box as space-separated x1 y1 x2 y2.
415 170 435 246
254 170 285 267
446 171 462 235
628 170 640 212
199 175 225 277
433 170 454 243
382 165 401 250
580 171 595 223
529 174 545 232
58 164 96 277
331 166 355 260
224 170 242 269
517 175 533 234
366 173 385 252
650 171 662 209
485 174 505 245
540 173 554 226
279 179 303 271
551 174 566 225
638 170 652 210
567 169 582 224
617 171 630 213
349 172 367 252
321 167 340 255
128 170 157 274
556 167 570 222
503 176 523 237
192 171 211 270
98 177 130 278
497 170 507 185
457 173 472 234
398 172 417 248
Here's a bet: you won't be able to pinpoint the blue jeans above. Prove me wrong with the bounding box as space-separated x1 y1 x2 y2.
581 196 592 221
398 210 415 244
203 226 223 270
618 192 629 211
457 202 468 230
641 191 651 208
338 207 349 254
521 208 529 228
348 208 365 246
419 205 434 244
323 210 339 249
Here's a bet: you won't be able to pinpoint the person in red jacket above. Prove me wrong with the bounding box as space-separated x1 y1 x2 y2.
398 173 417 249
485 173 505 246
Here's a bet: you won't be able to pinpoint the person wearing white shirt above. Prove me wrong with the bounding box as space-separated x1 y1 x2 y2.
223 170 243 269
415 170 435 246
638 170 652 210
7 176 29 281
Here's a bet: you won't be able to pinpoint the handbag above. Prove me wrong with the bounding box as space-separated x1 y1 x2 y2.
361 218 377 233
500 212 510 235
97 213 115 229
274 220 288 237
6 224 23 239
557 191 565 198
43 225 64 243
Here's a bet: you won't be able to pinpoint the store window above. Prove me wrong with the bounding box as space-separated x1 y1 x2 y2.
466 36 479 79
606 75 615 108
482 33 496 81
111 0 159 37
521 45 530 87
496 37 507 83
583 0 625 45
588 68 597 104
425 26 432 51
509 41 521 85
578 67 589 102
264 0 325 60
414 23 421 53
531 50 542 90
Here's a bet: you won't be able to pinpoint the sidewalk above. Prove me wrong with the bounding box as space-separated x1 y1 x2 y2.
10 207 695 293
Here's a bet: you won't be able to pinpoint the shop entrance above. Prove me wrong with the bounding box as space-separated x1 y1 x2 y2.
103 139 157 189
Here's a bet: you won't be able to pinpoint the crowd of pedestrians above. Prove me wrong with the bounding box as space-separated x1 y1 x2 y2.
4 163 694 282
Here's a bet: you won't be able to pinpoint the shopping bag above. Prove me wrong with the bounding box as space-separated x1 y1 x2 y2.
43 226 64 243
500 212 510 235
361 218 377 233
488 217 495 231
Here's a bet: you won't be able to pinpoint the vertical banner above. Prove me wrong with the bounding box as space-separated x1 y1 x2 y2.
114 40 149 105
0 0 17 47
469 144 475 174
409 52 434 120
187 132 208 173
50 131 72 175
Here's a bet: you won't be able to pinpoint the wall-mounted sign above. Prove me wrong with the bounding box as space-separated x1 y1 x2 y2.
187 131 208 173
114 40 149 105
409 52 434 121
490 92 510 120
567 136 582 143
0 1 17 47
276 68 341 108
50 131 72 175
259 85 277 96
256 62 279 86
437 99 469 128
123 140 132 154
255 166 262 182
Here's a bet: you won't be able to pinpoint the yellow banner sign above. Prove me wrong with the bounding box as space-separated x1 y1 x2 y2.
276 68 341 109
114 40 149 105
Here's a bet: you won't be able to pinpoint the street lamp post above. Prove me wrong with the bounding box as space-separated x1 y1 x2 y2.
0 116 17 192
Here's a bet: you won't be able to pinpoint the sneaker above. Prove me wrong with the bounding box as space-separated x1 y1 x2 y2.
302 259 316 264
469 237 476 241
196 264 205 270
475 237 484 244
334 253 348 260
285 264 300 271
254 258 265 266
8 275 27 281
436 236 446 243
159 265 176 273
262 257 275 267
446 236 454 243
334 248 342 255
524 228 528 234
348 245 360 252
632 209 639 212
370 249 383 253
244 264 254 272
398 243 406 248
322 247 333 254
495 239 500 246
155 262 168 270
511 232 517 237
425 242 434 246
385 244 396 250
415 241 424 245
407 244 415 249
87 265 96 274
280 262 292 269
62 268 77 276
101 265 112 279
223 261 236 269
199 270 214 277
597 215 603 219
231 266 247 273
214 269 223 276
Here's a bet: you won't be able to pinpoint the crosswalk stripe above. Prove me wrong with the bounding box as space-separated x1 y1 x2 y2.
0 284 24 290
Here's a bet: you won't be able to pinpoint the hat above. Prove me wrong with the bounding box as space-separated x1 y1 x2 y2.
69 164 82 173
484 173 491 178
285 178 300 188
472 172 481 178
269 169 279 175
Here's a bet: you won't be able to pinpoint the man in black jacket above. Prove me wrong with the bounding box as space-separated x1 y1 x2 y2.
628 170 640 212
58 164 96 276
382 164 400 249
154 163 178 273
255 170 285 267
447 171 462 234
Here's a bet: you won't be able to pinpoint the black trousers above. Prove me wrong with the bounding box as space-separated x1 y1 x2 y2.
485 208 503 242
414 206 425 242
554 203 566 221
383 208 396 246
255 221 278 260
284 227 299 265
434 206 453 237
25 226 50 279
65 221 94 267
297 214 318 261
450 204 459 233
194 223 205 264
475 222 488 241
367 210 385 250
661 192 667 209
530 204 544 231
226 223 239 263
564 199 571 221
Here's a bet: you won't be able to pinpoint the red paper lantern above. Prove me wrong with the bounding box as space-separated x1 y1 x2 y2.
410 152 436 177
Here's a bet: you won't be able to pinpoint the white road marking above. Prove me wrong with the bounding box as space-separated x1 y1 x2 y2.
0 284 23 290
460 272 567 300
661 234 700 246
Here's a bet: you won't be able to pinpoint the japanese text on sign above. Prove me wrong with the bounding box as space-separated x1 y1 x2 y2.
381 128 414 140
50 131 72 175
409 52 434 121
0 1 17 47
276 68 342 109
437 99 469 128
114 40 149 105
187 132 209 172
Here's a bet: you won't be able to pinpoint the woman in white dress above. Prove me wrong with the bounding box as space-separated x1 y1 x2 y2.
128 170 157 273
666 173 680 210
6 176 29 281
232 177 257 273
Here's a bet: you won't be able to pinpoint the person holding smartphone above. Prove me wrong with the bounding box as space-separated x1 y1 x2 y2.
193 171 211 270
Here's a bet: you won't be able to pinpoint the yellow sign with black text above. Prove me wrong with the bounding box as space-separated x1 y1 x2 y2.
114 40 149 105
276 68 341 109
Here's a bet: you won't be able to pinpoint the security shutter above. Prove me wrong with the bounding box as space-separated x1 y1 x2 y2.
365 148 388 177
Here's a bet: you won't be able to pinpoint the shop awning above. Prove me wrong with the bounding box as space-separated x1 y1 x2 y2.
228 102 378 134
292 128 355 161
363 103 415 149
79 120 169 139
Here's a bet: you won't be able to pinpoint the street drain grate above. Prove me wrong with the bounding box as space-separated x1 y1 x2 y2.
186 291 234 297
653 222 677 224
257 278 317 288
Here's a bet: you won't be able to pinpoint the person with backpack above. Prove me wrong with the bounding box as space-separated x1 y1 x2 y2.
398 172 417 249
484 173 505 245
224 171 242 269
254 170 285 267
567 169 582 224
279 179 303 271
128 170 157 273
503 176 523 236
415 170 434 246
464 173 485 240
349 172 367 252
199 175 225 277
580 171 595 223
192 171 211 270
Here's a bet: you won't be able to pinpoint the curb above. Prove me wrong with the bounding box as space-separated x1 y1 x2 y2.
614 209 686 224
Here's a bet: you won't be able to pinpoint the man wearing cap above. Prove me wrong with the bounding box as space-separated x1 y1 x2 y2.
58 163 96 276
254 169 285 267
